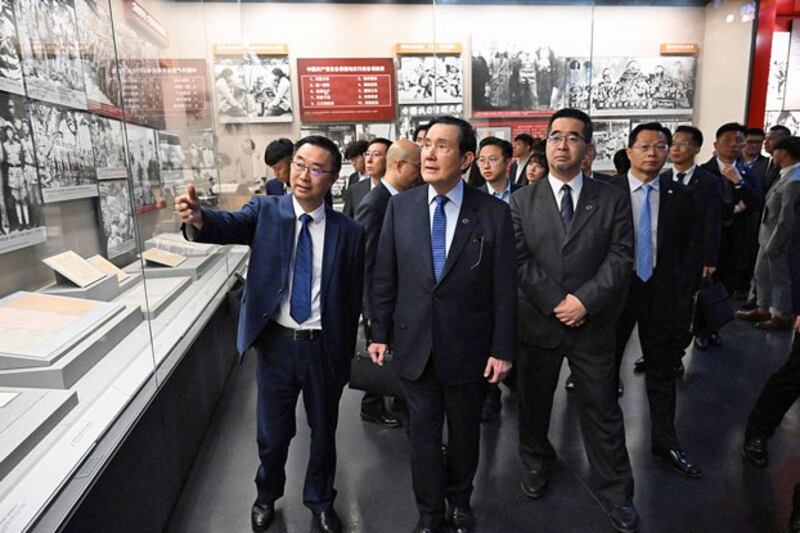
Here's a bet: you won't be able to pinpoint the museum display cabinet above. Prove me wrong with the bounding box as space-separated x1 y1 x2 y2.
0 0 780 531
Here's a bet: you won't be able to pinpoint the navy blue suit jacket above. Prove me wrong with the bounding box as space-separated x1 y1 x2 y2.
265 178 287 196
371 185 518 386
189 195 365 386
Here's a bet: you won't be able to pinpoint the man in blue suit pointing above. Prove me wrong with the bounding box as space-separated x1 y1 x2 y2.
175 136 364 533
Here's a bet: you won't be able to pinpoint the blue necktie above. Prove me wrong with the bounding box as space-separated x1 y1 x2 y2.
637 184 653 282
432 195 448 282
560 184 573 226
290 213 313 323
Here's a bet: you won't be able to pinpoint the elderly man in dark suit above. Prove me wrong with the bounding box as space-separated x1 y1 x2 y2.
369 116 517 533
342 138 391 218
175 136 364 533
511 108 638 532
356 139 421 428
612 122 701 479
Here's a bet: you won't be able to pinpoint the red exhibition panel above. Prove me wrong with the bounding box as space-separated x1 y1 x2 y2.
297 58 396 123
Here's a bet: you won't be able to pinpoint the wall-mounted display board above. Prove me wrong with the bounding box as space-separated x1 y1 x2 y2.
297 58 396 123
783 20 800 111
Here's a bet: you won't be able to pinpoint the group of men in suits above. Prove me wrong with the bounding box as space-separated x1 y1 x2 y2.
175 111 800 533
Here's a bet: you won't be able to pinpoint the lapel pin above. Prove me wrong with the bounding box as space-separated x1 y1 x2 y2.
586 205 593 211
668 189 674 194
462 218 469 224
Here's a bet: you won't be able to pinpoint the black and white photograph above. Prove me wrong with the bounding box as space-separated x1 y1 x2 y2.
30 100 97 203
15 0 87 109
630 116 693 134
766 32 790 111
97 179 135 259
213 51 292 124
589 57 696 116
592 119 630 171
158 131 187 199
184 130 217 182
0 91 46 255
397 103 462 140
765 110 800 135
75 0 121 116
397 56 462 105
564 57 592 111
472 40 567 117
476 126 512 141
89 115 127 180
0 0 24 96
114 23 164 128
125 123 161 212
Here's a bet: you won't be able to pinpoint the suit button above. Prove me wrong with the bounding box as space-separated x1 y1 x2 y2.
262 313 268 318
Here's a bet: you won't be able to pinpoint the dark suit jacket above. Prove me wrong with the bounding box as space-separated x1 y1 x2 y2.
347 171 361 189
609 174 695 329
590 171 613 183
188 195 365 386
478 181 522 197
265 178 287 196
343 178 372 218
700 157 764 225
661 166 722 274
510 158 531 186
789 196 800 314
355 182 392 321
746 154 769 194
467 162 486 188
510 177 633 353
371 185 518 386
764 158 781 193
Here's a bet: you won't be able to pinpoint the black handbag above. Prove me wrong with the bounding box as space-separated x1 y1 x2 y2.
349 323 404 398
690 275 734 335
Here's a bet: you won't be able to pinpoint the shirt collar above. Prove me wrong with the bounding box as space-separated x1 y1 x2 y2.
627 172 660 192
486 178 511 197
291 195 326 222
547 170 584 196
428 179 464 208
674 164 696 181
780 162 800 177
381 178 399 196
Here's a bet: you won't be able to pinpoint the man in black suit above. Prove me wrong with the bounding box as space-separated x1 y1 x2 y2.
342 138 391 218
344 140 369 190
357 139 421 428
743 127 769 184
175 136 364 533
763 125 792 193
699 123 764 348
511 108 638 532
474 135 521 421
582 140 613 182
264 138 293 196
654 125 722 364
510 133 534 186
612 122 701 479
369 116 517 533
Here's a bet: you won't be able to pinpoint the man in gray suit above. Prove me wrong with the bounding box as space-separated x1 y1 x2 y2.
739 136 800 330
511 108 638 532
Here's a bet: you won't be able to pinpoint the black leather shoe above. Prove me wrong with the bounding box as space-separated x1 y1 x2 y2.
312 509 342 533
742 435 768 468
633 357 646 374
411 520 443 533
789 484 800 533
564 374 575 391
693 335 709 351
361 409 402 428
709 332 722 346
652 448 702 479
481 396 501 422
449 505 476 533
251 499 275 532
608 503 639 532
521 469 548 499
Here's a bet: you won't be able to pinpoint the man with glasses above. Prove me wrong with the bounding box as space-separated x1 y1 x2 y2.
175 136 365 533
612 122 702 480
511 108 638 532
475 135 521 422
357 140 421 429
343 138 391 218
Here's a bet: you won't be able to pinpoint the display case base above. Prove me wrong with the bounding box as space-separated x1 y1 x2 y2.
124 253 219 281
0 387 78 480
115 277 191 320
41 274 121 302
145 234 221 257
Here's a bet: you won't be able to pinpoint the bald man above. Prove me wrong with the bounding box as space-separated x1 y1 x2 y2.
357 140 422 427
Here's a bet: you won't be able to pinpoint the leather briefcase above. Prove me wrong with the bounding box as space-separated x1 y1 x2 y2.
349 324 404 398
690 275 734 335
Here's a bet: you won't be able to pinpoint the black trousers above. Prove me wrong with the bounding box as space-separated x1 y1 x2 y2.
253 325 343 513
518 343 634 507
401 358 487 528
746 334 800 439
615 276 684 451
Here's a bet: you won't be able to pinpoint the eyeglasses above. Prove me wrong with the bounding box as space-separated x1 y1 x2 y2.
477 156 504 166
292 161 332 179
399 160 420 168
671 141 694 150
547 133 585 145
632 144 669 153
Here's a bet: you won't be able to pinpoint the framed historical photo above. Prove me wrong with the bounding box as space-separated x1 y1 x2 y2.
89 115 127 180
592 119 630 171
397 56 462 105
158 131 188 200
0 0 24 95
125 124 162 213
97 179 135 259
15 0 88 109
75 0 122 117
212 44 293 124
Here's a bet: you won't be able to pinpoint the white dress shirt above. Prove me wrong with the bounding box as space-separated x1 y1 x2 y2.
274 196 326 330
485 178 512 204
515 154 531 182
627 173 659 269
673 164 696 186
779 161 800 179
381 178 399 196
428 179 463 257
547 171 583 211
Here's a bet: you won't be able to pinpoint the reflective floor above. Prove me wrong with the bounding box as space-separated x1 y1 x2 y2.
166 319 800 533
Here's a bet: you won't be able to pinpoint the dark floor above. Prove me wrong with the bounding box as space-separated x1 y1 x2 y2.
166 318 800 533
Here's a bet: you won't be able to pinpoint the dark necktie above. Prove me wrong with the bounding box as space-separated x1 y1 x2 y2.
290 213 313 324
560 184 573 226
431 195 448 282
676 172 686 184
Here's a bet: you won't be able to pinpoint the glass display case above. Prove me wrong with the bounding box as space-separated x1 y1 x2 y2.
0 0 760 531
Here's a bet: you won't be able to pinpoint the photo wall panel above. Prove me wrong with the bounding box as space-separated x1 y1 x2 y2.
0 1 24 96
89 115 128 180
397 56 462 105
158 131 188 199
125 123 162 213
75 0 121 117
97 179 135 258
